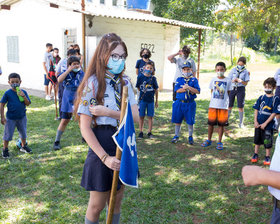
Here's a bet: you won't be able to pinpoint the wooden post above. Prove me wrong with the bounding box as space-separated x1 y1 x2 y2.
197 29 202 80
106 86 128 224
81 0 86 70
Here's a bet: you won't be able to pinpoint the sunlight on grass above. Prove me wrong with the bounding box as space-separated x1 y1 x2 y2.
27 104 55 113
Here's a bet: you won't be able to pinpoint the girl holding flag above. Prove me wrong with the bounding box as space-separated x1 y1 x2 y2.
75 33 139 224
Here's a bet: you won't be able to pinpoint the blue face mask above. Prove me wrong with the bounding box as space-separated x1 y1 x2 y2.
237 65 244 70
144 69 152 75
107 57 125 75
72 68 80 73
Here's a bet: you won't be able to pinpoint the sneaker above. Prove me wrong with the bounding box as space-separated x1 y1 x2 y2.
2 148 9 158
239 123 245 128
147 132 155 139
263 156 271 166
53 141 61 150
188 136 194 145
45 95 51 100
251 153 259 163
138 132 144 139
171 135 179 143
20 143 32 153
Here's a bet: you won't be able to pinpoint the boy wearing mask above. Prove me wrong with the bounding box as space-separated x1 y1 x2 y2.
1 73 32 158
201 62 232 150
171 61 200 144
251 78 280 165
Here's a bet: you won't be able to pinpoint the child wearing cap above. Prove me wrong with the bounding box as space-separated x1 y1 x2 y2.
201 62 232 150
171 61 200 144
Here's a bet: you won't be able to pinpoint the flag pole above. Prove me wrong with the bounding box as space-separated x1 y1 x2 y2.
106 86 128 224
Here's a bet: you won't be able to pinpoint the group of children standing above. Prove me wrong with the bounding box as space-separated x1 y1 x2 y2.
2 44 280 168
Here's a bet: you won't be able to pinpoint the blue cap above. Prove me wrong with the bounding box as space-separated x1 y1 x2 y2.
182 61 191 69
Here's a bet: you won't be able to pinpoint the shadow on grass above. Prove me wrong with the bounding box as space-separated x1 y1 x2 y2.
0 96 273 223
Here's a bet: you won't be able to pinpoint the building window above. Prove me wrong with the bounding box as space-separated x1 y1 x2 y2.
100 0 105 4
112 0 117 6
7 36 19 63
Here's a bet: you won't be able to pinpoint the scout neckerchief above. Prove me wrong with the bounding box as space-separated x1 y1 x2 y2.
183 75 193 100
235 66 246 87
105 74 121 110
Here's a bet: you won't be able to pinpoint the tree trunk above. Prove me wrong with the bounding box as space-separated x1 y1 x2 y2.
274 36 279 55
239 38 244 57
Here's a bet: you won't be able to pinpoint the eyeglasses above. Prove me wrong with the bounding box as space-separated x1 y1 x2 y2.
111 53 127 62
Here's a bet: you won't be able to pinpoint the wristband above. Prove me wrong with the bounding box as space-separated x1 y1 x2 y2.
101 153 109 163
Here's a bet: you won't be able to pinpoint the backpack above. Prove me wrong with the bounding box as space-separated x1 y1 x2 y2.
47 60 57 85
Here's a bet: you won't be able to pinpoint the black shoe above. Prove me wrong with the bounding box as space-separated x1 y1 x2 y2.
147 132 155 139
138 132 144 139
53 141 61 150
2 148 9 158
20 143 32 153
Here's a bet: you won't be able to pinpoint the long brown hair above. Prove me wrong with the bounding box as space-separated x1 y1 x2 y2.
74 33 128 120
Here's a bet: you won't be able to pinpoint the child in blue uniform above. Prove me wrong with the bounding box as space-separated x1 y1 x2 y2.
171 61 200 144
136 61 158 138
251 77 280 165
1 73 32 158
53 56 84 150
74 33 139 224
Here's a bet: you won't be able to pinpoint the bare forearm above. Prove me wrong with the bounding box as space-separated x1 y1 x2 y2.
168 53 179 62
259 169 280 189
155 90 158 102
43 63 48 74
264 113 276 126
58 70 70 83
0 104 4 118
254 110 258 122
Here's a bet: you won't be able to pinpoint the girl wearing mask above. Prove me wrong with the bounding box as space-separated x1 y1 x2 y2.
74 33 139 224
228 56 250 128
135 48 155 76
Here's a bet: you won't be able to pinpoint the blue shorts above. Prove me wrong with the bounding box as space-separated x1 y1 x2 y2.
61 112 72 120
3 116 27 141
44 74 50 86
271 197 280 224
171 100 196 125
139 101 154 117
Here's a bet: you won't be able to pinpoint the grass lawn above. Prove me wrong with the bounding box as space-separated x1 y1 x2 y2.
0 91 275 224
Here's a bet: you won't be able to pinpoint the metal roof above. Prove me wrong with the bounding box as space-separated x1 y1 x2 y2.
0 0 214 30
44 0 215 30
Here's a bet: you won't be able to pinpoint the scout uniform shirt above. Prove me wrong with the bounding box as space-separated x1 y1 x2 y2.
77 75 136 127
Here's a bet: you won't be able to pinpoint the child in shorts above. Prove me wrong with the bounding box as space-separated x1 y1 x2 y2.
171 61 200 144
1 73 32 158
201 62 233 150
136 61 158 138
251 77 280 165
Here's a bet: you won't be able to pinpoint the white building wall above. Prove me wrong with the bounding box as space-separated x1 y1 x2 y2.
0 0 83 90
163 25 180 89
86 16 180 89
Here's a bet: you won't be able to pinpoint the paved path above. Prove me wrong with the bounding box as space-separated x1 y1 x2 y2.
0 84 45 98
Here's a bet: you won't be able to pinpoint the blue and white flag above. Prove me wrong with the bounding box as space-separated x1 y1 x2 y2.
113 101 139 188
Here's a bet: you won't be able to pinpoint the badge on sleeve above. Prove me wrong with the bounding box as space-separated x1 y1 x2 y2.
90 98 97 106
83 100 88 106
